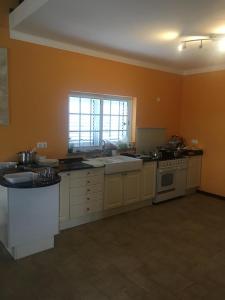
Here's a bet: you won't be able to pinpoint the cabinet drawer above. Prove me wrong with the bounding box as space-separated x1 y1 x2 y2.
70 177 86 188
86 183 103 194
86 175 103 185
70 200 103 218
70 186 87 198
87 200 103 213
70 188 103 205
86 168 104 177
70 170 87 180
70 193 87 205
70 183 103 197
70 168 103 180
86 192 103 202
70 203 86 218
188 156 201 168
70 174 103 188
70 192 103 205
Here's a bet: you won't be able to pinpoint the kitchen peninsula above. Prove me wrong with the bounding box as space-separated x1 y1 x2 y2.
0 168 61 259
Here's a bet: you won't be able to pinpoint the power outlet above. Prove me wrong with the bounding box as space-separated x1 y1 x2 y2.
191 139 198 145
37 142 48 149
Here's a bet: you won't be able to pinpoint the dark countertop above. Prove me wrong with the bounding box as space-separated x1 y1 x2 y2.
0 167 61 189
120 150 203 163
0 175 61 189
56 161 94 172
0 161 94 189
0 152 203 188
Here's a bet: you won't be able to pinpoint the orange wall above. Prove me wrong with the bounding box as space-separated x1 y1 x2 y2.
180 71 225 196
0 2 182 161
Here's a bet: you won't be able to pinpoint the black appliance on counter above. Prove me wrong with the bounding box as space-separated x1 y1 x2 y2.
58 157 93 171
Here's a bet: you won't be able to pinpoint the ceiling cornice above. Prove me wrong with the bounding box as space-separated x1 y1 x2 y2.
10 30 182 75
10 30 225 76
182 64 225 75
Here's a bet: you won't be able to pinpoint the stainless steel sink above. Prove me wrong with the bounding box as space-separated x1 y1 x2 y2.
4 172 38 184
86 155 143 174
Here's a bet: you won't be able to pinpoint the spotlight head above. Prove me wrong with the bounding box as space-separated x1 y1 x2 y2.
199 40 203 49
218 38 225 52
178 43 184 52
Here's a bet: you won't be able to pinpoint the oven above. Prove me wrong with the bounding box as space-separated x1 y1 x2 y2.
154 158 187 204
157 167 176 193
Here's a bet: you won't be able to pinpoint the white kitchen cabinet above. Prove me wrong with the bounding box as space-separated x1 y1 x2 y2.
123 171 141 205
104 170 141 210
186 156 202 189
104 173 123 209
59 172 70 222
141 162 157 201
59 168 104 228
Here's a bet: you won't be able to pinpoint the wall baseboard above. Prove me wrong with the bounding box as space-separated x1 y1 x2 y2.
197 190 225 200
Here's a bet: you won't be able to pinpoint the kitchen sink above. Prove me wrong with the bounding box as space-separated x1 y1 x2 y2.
86 155 143 174
3 172 38 184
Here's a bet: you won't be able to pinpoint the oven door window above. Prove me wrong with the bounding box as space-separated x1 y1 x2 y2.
161 173 174 187
157 170 176 192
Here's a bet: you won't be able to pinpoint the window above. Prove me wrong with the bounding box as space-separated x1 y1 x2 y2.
68 92 132 150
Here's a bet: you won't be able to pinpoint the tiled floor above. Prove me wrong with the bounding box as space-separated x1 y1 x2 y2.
1 193 225 299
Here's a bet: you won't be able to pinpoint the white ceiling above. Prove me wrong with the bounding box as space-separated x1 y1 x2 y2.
9 0 225 74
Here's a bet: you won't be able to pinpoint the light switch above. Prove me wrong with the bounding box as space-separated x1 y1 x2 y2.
37 142 48 149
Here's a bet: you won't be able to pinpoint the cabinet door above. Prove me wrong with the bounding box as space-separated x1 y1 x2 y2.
142 162 156 200
104 174 123 210
187 156 202 189
59 172 70 222
70 203 87 219
123 171 141 205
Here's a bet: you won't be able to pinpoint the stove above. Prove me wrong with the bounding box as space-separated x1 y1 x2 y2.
157 148 185 161
154 158 188 204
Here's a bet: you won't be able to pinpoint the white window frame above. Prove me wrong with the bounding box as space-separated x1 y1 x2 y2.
68 92 132 151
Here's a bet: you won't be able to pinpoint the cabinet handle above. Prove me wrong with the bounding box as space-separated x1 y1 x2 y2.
87 189 90 192
87 197 90 200
87 180 90 184
86 207 90 211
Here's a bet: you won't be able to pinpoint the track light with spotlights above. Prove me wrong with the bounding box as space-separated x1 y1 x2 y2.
178 34 225 52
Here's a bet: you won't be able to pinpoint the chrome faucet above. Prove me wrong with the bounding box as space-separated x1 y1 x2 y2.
102 140 106 151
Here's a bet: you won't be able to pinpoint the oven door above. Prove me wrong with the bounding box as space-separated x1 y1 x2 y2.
157 168 176 193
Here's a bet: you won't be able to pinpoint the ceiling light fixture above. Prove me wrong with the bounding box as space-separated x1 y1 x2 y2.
218 38 225 52
178 34 225 52
160 31 179 41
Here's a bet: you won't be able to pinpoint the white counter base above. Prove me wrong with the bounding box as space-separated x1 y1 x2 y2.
0 184 59 260
7 236 54 260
